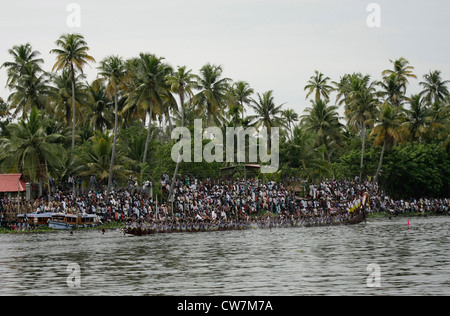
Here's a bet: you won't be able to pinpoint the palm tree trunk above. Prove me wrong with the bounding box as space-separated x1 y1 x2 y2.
66 103 71 129
45 158 51 201
167 110 173 135
374 140 386 184
207 113 212 128
107 94 119 195
267 125 272 152
207 102 212 128
169 89 185 204
70 63 76 151
360 124 366 180
142 104 154 164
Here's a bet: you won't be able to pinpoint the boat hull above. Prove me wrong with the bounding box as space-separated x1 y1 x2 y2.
48 221 101 230
48 221 72 230
124 215 367 236
347 212 366 225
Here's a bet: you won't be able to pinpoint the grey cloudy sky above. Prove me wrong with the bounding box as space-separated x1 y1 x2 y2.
0 0 449 115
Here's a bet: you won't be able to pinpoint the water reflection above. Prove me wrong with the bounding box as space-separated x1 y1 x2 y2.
0 216 449 295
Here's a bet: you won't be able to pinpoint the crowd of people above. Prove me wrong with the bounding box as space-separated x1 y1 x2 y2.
308 179 450 215
1 175 449 232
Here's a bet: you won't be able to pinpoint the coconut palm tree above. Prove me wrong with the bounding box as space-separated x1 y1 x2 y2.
382 57 417 94
50 33 96 150
172 102 197 129
333 74 352 107
85 80 113 132
428 99 450 143
225 104 244 127
282 109 299 139
248 90 286 151
419 70 450 105
344 74 379 178
2 44 52 118
160 95 179 135
378 74 405 108
304 70 334 102
123 53 173 164
118 58 143 126
97 55 130 194
228 81 254 121
166 66 197 203
7 66 54 118
76 130 132 186
118 122 160 175
166 66 196 129
1 43 44 88
0 98 11 137
193 64 231 128
282 124 331 181
0 107 65 183
370 103 410 184
405 94 433 143
50 69 90 127
301 99 343 160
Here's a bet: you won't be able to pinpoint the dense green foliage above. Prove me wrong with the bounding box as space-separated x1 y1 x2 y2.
0 34 449 198
334 143 450 198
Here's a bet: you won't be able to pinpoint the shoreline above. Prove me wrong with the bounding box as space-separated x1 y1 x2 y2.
0 221 123 235
1 212 448 235
367 211 446 218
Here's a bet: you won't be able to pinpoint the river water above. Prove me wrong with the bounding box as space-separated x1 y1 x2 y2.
0 216 448 296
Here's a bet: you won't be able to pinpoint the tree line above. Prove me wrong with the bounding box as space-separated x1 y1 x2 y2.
0 34 449 198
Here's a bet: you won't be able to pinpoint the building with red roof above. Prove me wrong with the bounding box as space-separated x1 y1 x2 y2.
0 174 27 193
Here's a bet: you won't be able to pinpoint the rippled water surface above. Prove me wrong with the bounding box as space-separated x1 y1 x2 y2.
0 216 449 295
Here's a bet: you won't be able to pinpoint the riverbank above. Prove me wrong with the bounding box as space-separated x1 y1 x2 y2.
0 221 124 234
3 212 449 235
367 211 448 219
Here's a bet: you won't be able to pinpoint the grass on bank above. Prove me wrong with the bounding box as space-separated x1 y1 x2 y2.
367 211 443 218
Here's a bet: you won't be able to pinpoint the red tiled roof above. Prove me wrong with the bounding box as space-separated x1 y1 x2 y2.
0 174 27 192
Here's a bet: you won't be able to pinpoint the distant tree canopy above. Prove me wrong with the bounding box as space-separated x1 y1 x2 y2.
0 36 449 198
334 143 450 198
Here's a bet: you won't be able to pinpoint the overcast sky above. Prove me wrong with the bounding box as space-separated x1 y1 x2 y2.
1 0 449 116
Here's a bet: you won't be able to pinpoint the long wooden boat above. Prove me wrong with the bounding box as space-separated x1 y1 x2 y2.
124 215 366 236
347 211 366 225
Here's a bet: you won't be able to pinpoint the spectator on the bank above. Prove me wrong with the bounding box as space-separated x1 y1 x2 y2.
77 176 82 190
2 176 449 228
